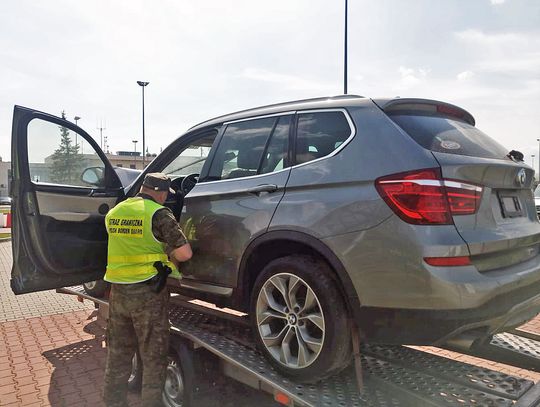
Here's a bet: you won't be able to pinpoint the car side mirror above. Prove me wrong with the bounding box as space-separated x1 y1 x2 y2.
81 167 105 187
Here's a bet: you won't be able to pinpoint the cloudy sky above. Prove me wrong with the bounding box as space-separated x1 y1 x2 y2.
1 0 539 168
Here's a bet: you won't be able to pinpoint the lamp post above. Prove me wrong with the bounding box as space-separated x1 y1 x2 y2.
132 140 138 169
537 138 540 174
74 116 81 153
344 0 348 94
137 81 149 168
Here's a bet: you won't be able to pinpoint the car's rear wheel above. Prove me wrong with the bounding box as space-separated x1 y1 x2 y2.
251 255 351 383
82 280 109 297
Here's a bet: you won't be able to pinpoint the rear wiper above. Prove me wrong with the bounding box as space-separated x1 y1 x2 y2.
507 150 524 162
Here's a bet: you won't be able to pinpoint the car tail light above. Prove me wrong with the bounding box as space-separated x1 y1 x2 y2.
375 168 482 225
424 256 472 266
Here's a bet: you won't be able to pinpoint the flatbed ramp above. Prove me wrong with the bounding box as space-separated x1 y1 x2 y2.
58 286 540 406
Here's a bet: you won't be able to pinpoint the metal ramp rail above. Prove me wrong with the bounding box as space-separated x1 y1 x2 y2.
58 286 540 406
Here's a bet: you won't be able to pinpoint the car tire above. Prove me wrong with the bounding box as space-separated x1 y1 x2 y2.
82 280 109 297
250 255 351 383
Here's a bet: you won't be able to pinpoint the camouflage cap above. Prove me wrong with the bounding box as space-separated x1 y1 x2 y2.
142 173 175 194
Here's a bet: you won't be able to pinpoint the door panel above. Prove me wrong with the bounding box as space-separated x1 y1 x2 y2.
11 106 123 294
36 191 117 220
178 114 293 290
180 170 290 287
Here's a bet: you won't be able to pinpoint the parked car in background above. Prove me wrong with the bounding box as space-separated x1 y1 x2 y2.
10 96 540 382
0 196 12 205
535 187 540 218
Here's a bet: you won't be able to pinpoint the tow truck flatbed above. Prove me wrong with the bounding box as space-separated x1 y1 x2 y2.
57 286 540 407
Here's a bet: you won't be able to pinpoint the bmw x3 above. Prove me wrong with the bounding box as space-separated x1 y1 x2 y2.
10 96 540 382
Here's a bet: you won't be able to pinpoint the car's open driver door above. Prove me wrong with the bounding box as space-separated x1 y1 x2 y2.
11 106 124 293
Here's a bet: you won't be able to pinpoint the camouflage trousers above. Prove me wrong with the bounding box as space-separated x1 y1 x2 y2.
103 283 170 407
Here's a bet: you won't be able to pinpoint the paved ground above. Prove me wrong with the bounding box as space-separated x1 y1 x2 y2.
0 243 93 323
0 241 277 406
0 240 539 406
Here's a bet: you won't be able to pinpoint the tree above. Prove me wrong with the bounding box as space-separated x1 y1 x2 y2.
50 111 82 185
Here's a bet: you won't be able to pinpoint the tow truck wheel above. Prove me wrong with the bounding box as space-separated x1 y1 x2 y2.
127 352 142 391
82 279 109 297
251 255 351 383
162 341 195 407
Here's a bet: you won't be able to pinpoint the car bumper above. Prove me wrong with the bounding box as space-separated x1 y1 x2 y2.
356 278 540 345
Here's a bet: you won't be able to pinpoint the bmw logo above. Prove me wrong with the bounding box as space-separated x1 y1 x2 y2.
516 168 527 186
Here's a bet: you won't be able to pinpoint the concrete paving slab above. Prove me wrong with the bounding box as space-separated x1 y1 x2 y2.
0 242 93 323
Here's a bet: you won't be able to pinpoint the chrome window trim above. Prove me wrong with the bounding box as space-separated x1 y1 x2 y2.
197 167 290 186
197 108 355 186
223 111 296 125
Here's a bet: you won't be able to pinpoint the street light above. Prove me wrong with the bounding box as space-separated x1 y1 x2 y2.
132 140 138 169
74 116 81 153
137 81 149 168
536 138 539 174
344 0 348 94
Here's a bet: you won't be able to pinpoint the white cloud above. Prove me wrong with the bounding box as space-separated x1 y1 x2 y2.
457 71 475 81
490 0 506 4
240 68 336 93
455 29 526 47
454 29 540 75
396 66 430 89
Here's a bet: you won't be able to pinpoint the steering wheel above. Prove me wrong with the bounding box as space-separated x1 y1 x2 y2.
180 173 199 196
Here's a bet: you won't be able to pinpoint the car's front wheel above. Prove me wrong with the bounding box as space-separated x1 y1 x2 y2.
251 255 351 383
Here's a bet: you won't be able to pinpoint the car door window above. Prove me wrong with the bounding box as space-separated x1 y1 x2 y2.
208 117 276 180
27 118 106 188
259 115 291 174
162 131 217 179
295 111 352 165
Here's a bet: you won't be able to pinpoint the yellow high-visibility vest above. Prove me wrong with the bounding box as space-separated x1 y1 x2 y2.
104 197 178 283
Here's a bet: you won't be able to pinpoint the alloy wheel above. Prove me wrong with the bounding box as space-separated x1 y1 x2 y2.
256 273 325 369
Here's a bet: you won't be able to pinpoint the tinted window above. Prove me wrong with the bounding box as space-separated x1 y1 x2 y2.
260 116 291 174
295 111 351 165
389 114 509 159
209 117 276 180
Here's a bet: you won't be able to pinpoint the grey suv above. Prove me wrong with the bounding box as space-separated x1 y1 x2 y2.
10 96 540 382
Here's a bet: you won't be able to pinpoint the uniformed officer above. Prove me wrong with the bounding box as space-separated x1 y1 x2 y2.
102 173 192 407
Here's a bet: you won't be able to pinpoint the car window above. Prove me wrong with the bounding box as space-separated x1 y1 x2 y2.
295 111 352 165
388 113 509 159
27 118 106 188
163 131 217 179
208 117 277 180
260 115 291 175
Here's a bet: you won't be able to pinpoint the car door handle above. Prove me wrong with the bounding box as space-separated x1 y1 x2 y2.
247 184 278 195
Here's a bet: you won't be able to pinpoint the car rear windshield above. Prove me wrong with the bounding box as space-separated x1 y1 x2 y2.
388 113 509 160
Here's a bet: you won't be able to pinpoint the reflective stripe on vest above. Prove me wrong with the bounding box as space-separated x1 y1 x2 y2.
104 197 177 284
